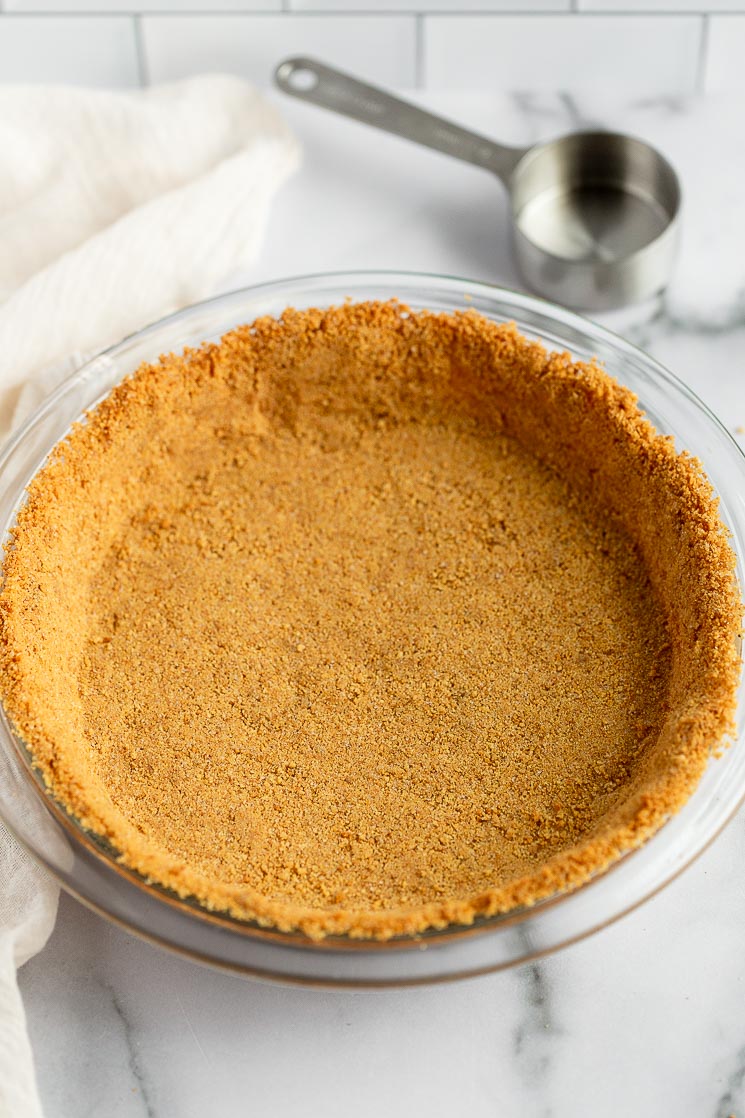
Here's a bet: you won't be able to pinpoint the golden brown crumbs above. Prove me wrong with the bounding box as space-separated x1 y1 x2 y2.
0 301 740 940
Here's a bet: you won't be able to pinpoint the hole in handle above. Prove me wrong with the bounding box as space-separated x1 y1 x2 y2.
278 62 319 93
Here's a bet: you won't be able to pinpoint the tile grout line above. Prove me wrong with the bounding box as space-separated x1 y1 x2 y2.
0 9 743 17
415 11 424 89
696 12 710 94
2 10 744 17
133 12 149 87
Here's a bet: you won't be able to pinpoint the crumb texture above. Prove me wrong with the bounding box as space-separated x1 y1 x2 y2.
0 302 740 939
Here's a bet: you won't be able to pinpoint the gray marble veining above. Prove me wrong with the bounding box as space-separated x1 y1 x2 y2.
106 984 154 1118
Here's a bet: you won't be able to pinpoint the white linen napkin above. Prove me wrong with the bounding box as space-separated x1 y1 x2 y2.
0 73 299 1118
0 821 59 1118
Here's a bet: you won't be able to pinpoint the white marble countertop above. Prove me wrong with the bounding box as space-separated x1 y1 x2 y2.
19 90 745 1118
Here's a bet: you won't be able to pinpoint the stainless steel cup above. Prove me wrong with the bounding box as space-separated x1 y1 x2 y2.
275 57 681 312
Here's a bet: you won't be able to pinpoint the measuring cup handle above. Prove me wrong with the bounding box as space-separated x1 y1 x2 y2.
274 57 525 186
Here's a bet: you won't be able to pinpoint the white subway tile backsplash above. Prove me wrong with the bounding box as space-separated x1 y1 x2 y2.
705 14 745 90
0 6 737 95
579 0 745 9
5 0 280 10
0 15 139 85
142 14 416 87
289 0 570 11
424 14 702 95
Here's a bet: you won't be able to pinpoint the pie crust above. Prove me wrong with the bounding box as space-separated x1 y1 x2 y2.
0 301 740 940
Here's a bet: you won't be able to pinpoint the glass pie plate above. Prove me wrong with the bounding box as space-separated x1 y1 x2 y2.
1 270 744 988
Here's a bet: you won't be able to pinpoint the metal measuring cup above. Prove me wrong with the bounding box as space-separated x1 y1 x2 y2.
275 57 680 312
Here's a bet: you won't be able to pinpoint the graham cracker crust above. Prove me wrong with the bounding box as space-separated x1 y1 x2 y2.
0 301 740 940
